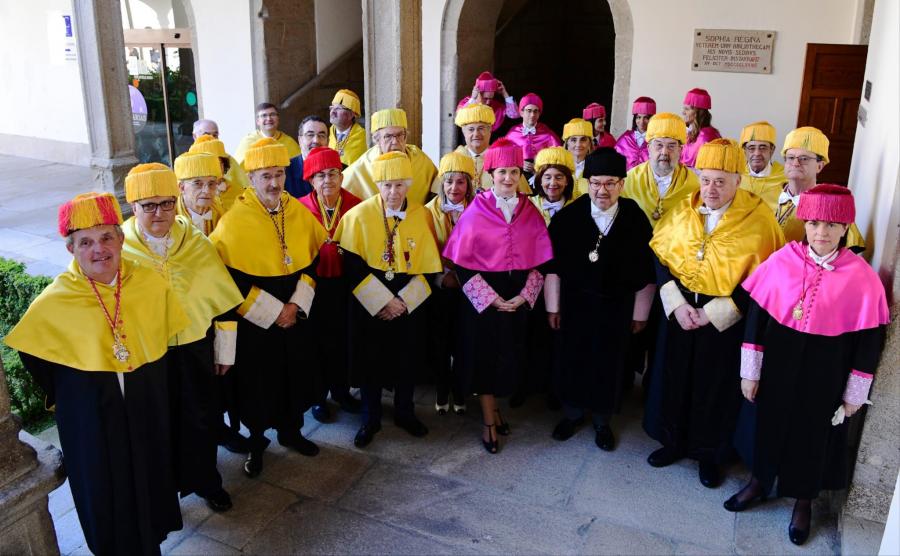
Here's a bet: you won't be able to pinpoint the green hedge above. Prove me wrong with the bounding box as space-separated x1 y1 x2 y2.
0 258 53 430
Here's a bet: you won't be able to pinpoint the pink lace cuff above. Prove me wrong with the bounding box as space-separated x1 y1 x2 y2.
462 273 499 313
843 370 873 405
740 343 764 380
520 269 544 308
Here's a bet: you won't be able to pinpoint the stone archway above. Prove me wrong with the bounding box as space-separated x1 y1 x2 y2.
439 0 633 154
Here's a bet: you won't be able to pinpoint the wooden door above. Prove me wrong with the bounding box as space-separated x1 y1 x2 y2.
796 44 868 185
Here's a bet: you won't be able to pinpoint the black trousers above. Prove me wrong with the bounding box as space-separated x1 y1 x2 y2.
361 381 415 425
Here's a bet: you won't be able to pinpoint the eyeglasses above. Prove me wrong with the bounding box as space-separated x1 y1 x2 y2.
380 131 407 142
589 179 621 190
650 141 680 152
785 155 819 165
137 199 176 213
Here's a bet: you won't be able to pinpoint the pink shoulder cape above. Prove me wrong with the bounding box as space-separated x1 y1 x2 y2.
614 130 649 170
442 189 553 272
680 126 721 167
505 123 563 159
742 241 889 336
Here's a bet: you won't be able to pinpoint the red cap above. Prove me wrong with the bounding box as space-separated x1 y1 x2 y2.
518 93 543 112
303 147 342 180
484 138 524 172
476 71 499 93
582 103 606 120
796 184 856 224
632 96 657 115
683 88 712 110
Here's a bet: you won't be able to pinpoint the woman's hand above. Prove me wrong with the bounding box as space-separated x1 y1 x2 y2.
741 379 759 403
547 312 561 330
275 303 299 328
843 402 862 418
631 320 647 334
214 364 232 376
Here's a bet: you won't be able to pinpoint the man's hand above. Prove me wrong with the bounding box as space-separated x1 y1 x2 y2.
376 297 408 321
673 304 699 331
497 80 508 98
275 303 299 328
631 320 647 334
547 312 561 330
215 364 232 376
441 271 460 289
523 160 535 173
470 86 482 104
741 379 758 402
694 308 710 327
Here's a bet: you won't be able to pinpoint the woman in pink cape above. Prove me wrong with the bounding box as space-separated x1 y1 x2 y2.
614 96 656 170
679 88 721 168
723 185 889 546
442 138 553 454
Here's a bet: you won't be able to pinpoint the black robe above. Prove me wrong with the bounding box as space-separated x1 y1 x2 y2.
454 267 535 397
742 298 885 499
646 265 751 463
547 196 655 413
310 275 351 399
227 264 320 442
344 251 433 387
20 353 182 556
166 329 222 498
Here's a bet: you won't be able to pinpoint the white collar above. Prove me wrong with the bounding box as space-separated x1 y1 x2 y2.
521 125 537 135
138 220 173 257
698 199 733 233
441 200 465 213
748 161 773 178
591 200 618 218
778 189 801 206
653 171 673 186
187 205 213 221
808 245 839 271
542 198 564 211
385 206 406 220
467 146 485 159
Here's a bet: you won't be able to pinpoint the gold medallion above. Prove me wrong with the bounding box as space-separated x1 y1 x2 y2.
696 249 705 261
113 341 131 362
792 301 803 320
588 250 599 262
652 209 661 220
385 270 395 281
284 254 292 266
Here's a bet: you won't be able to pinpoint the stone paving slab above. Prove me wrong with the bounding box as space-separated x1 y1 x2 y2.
734 496 839 555
197 480 300 550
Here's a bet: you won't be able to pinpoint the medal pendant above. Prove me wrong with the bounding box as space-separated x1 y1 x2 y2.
382 252 390 262
283 254 293 266
792 301 803 321
695 249 705 261
588 250 599 263
385 270 395 281
652 210 661 220
113 341 130 362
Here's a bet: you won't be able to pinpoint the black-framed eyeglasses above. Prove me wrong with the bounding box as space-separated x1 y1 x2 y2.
138 199 176 213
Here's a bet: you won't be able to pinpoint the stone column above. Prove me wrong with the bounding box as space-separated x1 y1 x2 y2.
0 360 65 555
362 0 422 146
73 0 138 206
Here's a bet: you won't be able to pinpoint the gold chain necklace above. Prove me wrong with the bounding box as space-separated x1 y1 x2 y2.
265 193 291 267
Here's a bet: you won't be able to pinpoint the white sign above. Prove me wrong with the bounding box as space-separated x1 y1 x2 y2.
692 29 775 74
47 11 77 65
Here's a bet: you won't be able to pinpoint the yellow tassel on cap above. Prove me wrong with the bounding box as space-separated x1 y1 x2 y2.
175 152 223 181
243 137 290 172
371 109 408 133
332 89 361 116
535 146 575 174
562 118 593 141
645 113 688 144
372 151 413 183
455 104 496 128
695 138 746 174
782 126 830 164
438 151 476 179
125 162 180 203
189 134 227 158
739 121 777 147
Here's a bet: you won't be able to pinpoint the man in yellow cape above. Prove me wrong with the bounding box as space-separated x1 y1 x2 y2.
738 121 785 210
233 102 301 163
328 89 368 166
4 192 189 555
192 118 251 208
121 160 244 513
341 108 438 205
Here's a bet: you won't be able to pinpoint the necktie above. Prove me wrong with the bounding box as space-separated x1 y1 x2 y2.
441 201 465 213
542 199 564 215
778 191 800 206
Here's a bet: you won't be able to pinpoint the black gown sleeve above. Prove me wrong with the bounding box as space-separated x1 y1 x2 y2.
18 352 57 409
851 325 887 374
741 295 769 347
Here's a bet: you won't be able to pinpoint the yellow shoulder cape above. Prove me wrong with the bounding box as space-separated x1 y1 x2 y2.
650 189 784 296
342 145 439 206
329 122 368 166
424 196 455 248
3 258 189 372
622 162 700 227
234 130 301 163
176 193 224 236
333 195 442 275
122 215 243 345
739 161 785 211
209 189 327 277
220 156 249 211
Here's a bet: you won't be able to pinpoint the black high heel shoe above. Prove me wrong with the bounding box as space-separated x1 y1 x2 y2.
788 499 811 545
482 423 499 454
723 482 768 512
494 409 510 436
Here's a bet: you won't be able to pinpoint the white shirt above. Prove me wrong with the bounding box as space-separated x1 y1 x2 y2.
335 128 349 142
385 207 406 220
575 159 585 179
187 205 213 230
441 200 465 214
778 190 801 207
748 161 773 178
653 172 673 197
698 199 733 234
542 199 564 217
493 188 518 223
808 245 839 271
521 125 537 136
137 220 173 258
634 131 646 147
467 147 483 159
591 200 619 233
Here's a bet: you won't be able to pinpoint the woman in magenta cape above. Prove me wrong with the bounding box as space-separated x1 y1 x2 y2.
679 88 721 168
614 96 656 170
442 138 553 454
723 185 889 546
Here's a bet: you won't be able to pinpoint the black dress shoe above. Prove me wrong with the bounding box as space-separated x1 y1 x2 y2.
647 446 680 468
551 417 582 441
699 460 721 488
244 450 263 478
219 429 251 454
338 396 363 414
723 486 767 512
200 488 233 512
278 433 320 456
493 409 510 436
354 422 382 448
788 524 810 545
394 415 429 437
482 423 499 454
311 403 332 423
594 425 615 451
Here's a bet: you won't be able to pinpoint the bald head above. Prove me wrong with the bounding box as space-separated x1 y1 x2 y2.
192 119 219 139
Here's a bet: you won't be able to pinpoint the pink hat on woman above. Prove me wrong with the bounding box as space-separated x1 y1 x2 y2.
683 88 712 110
476 71 499 93
483 138 524 172
518 93 543 112
582 103 606 120
796 184 856 224
632 96 657 115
